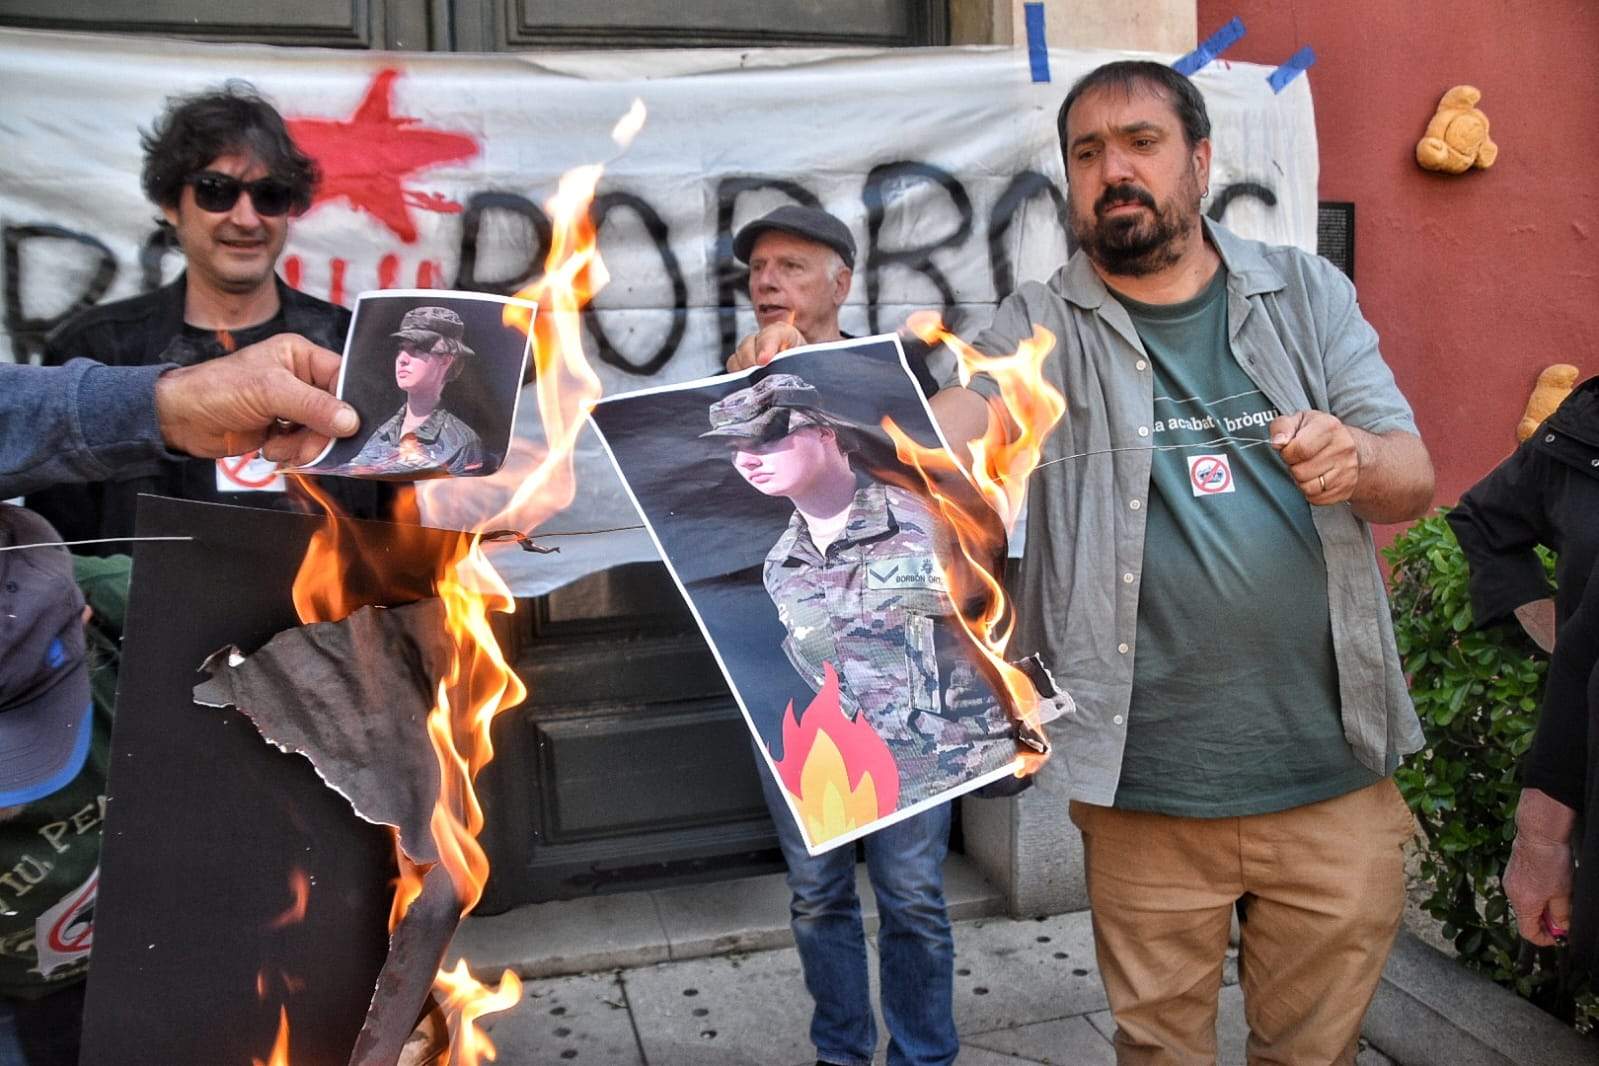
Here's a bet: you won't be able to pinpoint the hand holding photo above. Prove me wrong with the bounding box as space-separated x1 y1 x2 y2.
300 290 534 480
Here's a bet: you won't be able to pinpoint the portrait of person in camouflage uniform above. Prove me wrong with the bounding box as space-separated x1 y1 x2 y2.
345 305 487 477
702 372 1018 810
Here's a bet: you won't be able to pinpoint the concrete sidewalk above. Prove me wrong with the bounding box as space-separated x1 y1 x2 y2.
445 858 1598 1065
446 858 1413 1065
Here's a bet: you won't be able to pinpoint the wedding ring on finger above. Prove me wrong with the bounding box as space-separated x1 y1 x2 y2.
1318 472 1327 493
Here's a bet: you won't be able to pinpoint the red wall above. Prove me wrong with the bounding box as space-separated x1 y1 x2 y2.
1195 1 1599 521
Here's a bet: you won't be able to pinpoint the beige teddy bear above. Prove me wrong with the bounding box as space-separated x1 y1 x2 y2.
1517 364 1581 441
1416 85 1498 173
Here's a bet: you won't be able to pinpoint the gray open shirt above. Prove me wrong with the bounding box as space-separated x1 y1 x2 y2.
969 219 1425 807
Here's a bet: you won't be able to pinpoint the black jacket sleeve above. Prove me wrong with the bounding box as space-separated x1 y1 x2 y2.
1447 443 1556 629
1523 557 1599 810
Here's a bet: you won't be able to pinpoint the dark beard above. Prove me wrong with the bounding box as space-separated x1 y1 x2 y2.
1071 183 1199 278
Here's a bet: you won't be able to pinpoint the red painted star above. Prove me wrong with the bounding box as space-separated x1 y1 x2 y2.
287 69 479 244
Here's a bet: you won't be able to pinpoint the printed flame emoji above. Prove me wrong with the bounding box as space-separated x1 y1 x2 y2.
772 663 899 845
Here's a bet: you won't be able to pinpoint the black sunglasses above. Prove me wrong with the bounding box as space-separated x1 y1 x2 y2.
184 171 297 217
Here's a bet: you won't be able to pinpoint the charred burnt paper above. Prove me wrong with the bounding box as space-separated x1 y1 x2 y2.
302 290 535 480
79 498 474 1066
589 335 1027 856
194 599 462 1066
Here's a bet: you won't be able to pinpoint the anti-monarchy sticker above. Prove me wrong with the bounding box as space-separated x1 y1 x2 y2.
1187 454 1235 496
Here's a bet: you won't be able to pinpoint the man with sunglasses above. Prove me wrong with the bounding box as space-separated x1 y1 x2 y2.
29 83 386 544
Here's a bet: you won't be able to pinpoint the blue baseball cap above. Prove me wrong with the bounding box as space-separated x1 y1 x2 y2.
0 506 92 807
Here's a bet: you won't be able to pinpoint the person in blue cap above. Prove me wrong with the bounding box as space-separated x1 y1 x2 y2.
0 506 130 1065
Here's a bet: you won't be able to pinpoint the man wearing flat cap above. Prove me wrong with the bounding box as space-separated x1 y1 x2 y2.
730 206 940 397
707 369 996 1066
347 305 486 478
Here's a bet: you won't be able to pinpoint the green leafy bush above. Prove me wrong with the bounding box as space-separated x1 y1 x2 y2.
1386 512 1595 1031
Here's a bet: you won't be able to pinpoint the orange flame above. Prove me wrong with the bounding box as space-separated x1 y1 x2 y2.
434 960 523 1063
251 1006 291 1066
771 662 899 844
884 314 1066 774
291 474 356 624
286 107 638 1061
267 869 310 930
404 155 620 1061
414 168 606 540
387 828 427 932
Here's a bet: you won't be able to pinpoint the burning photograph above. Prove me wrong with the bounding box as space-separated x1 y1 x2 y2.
590 336 1025 854
302 290 534 479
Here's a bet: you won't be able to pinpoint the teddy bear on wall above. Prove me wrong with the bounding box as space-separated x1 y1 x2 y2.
1517 364 1581 441
1416 85 1498 174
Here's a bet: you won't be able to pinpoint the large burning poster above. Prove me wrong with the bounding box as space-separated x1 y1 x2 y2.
589 336 1025 853
0 28 1319 596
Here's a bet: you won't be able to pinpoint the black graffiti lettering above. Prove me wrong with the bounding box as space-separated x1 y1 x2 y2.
988 170 1070 301
3 224 117 362
140 226 181 292
584 191 687 377
454 191 553 295
1206 181 1278 223
713 176 822 352
861 162 972 335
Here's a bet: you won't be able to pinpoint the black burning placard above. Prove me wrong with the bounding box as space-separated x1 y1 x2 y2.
80 496 472 1065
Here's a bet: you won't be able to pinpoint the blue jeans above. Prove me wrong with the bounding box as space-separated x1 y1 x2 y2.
0 1000 24 1066
759 768 957 1066
0 983 85 1066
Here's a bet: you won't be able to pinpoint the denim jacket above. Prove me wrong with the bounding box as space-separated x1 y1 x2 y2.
0 360 174 498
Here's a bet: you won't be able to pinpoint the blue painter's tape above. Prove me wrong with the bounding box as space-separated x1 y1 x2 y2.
1268 45 1316 93
1025 3 1050 83
1172 16 1246 77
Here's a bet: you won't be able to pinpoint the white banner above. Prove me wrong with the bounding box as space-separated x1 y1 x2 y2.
0 29 1318 595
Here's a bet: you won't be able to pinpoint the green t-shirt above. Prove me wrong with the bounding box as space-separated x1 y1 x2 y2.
0 555 127 999
1112 269 1378 817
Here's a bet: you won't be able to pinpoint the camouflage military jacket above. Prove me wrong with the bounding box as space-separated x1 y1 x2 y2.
763 480 1015 804
347 404 486 477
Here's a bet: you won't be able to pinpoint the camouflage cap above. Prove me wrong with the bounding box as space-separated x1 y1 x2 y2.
392 305 475 357
701 373 826 442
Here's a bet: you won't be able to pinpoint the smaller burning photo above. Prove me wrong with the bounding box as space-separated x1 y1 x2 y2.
301 290 534 479
590 336 1026 855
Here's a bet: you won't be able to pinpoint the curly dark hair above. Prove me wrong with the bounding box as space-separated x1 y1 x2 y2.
140 80 318 213
1056 60 1212 159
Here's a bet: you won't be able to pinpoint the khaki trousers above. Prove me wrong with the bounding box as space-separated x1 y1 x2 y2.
1069 778 1414 1065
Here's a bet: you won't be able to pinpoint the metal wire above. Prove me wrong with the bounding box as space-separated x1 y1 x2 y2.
1032 433 1275 471
0 536 196 553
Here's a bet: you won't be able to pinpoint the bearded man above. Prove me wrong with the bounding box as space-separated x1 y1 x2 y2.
935 60 1435 1064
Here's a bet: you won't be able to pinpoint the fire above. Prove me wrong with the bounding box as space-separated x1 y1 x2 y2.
434 960 523 1063
251 1006 291 1066
772 662 899 844
884 313 1066 774
415 103 639 540
286 104 646 1063
421 161 607 538
387 828 427 932
267 868 310 930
